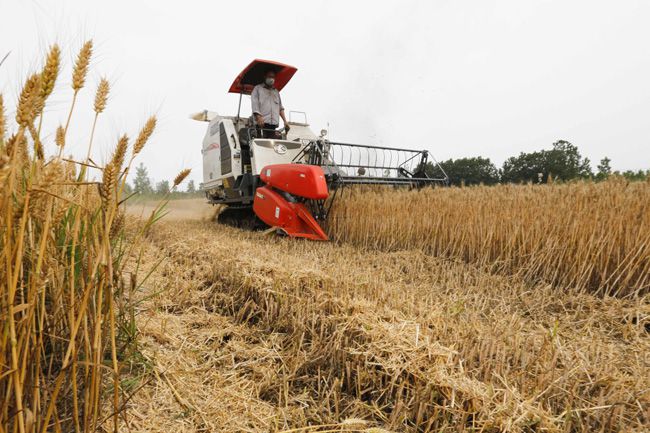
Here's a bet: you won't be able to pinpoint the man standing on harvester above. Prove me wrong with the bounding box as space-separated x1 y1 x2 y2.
251 69 290 138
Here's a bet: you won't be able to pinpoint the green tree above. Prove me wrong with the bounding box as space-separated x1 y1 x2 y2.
415 161 447 181
545 140 592 180
596 157 612 180
133 162 153 194
616 169 650 182
186 179 196 194
437 157 500 186
501 140 592 183
155 180 170 195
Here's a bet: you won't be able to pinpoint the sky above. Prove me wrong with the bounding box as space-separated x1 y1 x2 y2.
1 0 649 185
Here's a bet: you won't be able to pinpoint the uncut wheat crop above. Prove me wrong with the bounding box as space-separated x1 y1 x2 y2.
0 42 188 433
327 179 650 297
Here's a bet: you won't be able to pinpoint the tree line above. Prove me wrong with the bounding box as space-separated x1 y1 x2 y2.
125 162 199 196
422 140 649 186
128 140 647 195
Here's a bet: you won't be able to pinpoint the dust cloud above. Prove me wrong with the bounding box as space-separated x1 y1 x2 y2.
125 198 218 221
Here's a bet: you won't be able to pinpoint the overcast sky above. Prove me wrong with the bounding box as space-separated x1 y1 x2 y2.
1 0 649 184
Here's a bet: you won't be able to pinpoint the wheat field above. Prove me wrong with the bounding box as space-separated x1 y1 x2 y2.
328 180 650 297
2 43 648 433
119 184 649 433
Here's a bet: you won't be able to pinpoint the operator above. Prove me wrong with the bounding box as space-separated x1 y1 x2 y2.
251 69 290 138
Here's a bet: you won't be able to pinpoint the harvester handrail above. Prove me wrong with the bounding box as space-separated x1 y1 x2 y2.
325 140 429 154
245 126 294 142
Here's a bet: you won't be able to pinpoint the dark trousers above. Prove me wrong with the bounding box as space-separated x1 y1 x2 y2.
258 123 279 139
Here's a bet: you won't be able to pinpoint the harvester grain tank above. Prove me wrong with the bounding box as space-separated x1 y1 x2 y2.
192 59 448 240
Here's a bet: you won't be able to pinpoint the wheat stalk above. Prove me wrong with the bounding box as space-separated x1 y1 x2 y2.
85 77 110 162
0 94 5 144
27 123 44 160
1 41 158 433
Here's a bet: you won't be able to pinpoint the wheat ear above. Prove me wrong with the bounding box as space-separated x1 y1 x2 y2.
111 134 128 171
59 41 93 157
133 116 156 156
55 125 65 149
36 44 61 135
101 163 117 211
173 168 191 187
94 78 109 114
85 77 109 162
40 44 60 100
72 41 92 91
16 73 42 128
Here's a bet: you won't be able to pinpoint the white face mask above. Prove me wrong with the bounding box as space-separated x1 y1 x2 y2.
265 77 275 86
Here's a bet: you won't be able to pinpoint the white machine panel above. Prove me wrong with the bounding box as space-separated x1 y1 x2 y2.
250 139 305 175
201 118 241 188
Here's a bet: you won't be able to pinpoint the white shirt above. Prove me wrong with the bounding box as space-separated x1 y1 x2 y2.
251 84 283 125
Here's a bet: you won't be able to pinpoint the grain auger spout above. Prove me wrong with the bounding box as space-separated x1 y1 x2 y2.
193 59 449 240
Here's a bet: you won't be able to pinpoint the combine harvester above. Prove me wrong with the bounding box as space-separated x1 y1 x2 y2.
192 59 448 240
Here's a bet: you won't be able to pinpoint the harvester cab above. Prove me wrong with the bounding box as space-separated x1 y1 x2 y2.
192 59 448 240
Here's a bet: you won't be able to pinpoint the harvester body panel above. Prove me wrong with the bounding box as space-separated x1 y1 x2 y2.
250 140 305 175
253 186 328 241
200 115 242 192
260 164 328 200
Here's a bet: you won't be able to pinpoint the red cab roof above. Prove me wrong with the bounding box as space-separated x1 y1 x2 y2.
228 59 297 95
